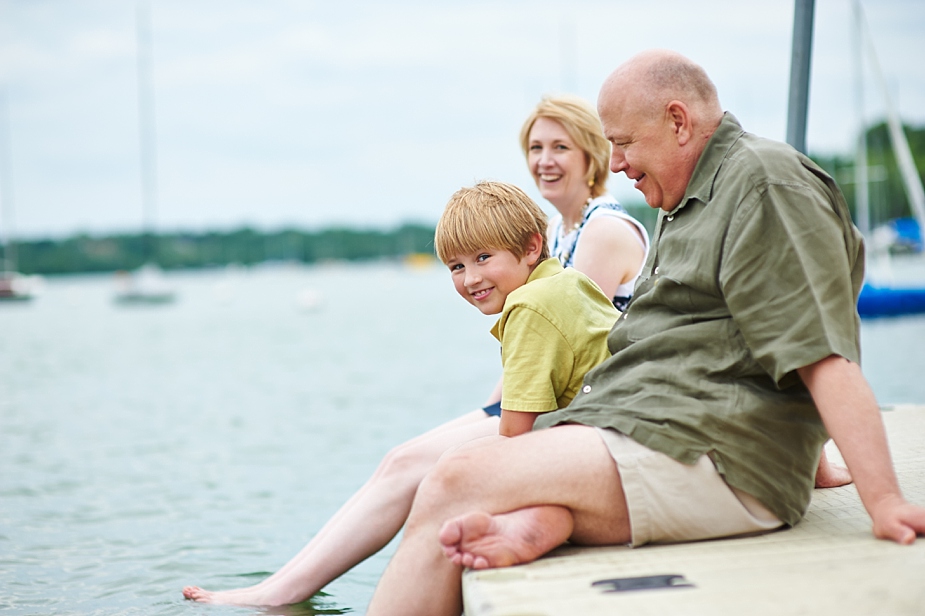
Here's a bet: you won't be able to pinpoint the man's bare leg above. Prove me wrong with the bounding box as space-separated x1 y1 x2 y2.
366 425 631 616
439 505 573 569
182 409 499 606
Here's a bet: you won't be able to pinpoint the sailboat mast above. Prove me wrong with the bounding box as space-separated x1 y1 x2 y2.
852 0 870 238
136 0 159 264
786 0 815 155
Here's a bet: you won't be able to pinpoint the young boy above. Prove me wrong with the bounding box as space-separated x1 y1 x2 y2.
434 181 620 437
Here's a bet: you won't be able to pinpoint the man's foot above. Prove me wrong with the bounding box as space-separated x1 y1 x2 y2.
438 506 572 570
815 449 853 488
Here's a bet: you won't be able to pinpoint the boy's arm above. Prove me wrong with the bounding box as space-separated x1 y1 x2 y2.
495 307 573 437
798 354 925 543
499 410 538 437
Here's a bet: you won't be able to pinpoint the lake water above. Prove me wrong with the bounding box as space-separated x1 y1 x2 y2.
2 260 925 615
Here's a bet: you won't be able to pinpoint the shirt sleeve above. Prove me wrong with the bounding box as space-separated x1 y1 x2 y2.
498 306 576 413
719 171 861 386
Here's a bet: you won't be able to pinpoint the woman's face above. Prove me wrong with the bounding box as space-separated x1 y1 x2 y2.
527 116 591 212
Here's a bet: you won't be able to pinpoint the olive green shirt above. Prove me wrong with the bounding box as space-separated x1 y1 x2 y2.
492 258 618 413
537 114 865 527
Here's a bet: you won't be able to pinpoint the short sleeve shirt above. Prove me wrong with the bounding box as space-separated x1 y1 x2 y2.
536 114 865 526
492 258 619 413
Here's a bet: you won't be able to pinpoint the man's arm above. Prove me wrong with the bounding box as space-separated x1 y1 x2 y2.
797 354 925 543
499 410 538 437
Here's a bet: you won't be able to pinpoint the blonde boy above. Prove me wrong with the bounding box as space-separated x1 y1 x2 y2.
435 181 619 437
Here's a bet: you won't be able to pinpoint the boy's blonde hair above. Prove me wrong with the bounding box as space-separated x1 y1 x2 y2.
519 94 610 198
435 181 550 264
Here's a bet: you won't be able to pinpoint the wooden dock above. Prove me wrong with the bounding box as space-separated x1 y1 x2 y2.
462 405 925 616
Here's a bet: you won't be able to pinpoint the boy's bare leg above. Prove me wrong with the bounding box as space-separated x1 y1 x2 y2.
182 409 499 606
366 425 631 616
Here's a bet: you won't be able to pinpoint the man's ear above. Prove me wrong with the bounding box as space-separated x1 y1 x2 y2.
524 232 544 265
666 100 693 146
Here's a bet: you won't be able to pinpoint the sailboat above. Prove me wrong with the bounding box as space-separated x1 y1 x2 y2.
0 89 36 302
850 0 925 319
114 0 175 305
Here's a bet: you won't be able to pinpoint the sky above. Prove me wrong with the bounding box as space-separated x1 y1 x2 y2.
0 0 923 239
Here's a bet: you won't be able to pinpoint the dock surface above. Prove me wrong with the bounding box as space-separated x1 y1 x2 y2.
462 405 925 616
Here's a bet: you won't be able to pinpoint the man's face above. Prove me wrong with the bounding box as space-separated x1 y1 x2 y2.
599 92 688 212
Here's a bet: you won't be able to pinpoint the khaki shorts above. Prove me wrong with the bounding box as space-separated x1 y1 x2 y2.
596 428 783 547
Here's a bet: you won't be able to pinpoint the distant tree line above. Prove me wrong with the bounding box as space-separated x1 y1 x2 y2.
812 121 925 227
7 204 660 277
7 122 921 277
10 224 438 276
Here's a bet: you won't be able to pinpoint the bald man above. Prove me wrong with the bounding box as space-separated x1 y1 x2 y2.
365 50 925 616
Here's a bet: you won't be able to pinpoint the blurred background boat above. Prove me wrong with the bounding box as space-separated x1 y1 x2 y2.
113 0 176 306
0 89 38 302
846 0 925 318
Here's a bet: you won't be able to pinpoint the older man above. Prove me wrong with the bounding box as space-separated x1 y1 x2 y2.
365 49 925 616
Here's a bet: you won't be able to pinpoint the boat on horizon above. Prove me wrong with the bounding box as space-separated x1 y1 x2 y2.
0 267 38 302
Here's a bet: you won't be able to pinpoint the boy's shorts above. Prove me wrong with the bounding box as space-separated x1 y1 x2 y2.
595 427 784 547
482 401 502 417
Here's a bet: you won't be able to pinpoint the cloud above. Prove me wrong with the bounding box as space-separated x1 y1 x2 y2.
1 0 922 238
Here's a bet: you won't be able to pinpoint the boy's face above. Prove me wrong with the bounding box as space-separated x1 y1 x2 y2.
445 247 537 315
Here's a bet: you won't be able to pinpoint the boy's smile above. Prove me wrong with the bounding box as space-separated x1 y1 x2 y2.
446 248 538 315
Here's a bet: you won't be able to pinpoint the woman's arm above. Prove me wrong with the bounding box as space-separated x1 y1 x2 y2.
570 216 645 299
483 376 503 407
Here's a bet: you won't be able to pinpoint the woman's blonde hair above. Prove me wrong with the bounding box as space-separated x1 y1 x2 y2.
435 181 549 264
519 94 610 198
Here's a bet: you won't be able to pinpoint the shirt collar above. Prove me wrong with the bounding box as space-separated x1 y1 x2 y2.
527 257 564 284
667 112 745 216
490 257 563 342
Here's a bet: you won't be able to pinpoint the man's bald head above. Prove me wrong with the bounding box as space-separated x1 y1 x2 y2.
600 49 722 127
597 50 724 211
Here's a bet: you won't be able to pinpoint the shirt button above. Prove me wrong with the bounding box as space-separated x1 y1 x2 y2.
667 215 674 221
582 385 592 394
654 266 660 274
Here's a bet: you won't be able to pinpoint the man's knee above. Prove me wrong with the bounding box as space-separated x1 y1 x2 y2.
414 447 484 510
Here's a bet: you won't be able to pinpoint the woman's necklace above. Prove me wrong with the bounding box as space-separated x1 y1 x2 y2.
568 196 594 232
558 196 595 267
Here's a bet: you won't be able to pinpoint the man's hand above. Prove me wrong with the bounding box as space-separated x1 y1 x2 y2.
798 355 925 544
871 494 925 544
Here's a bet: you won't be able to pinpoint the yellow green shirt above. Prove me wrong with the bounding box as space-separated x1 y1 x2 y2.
491 258 619 414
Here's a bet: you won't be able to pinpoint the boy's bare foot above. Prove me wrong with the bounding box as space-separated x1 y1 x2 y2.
438 506 572 570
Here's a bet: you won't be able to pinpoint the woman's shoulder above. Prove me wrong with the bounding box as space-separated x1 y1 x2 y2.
586 194 631 222
583 195 649 250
